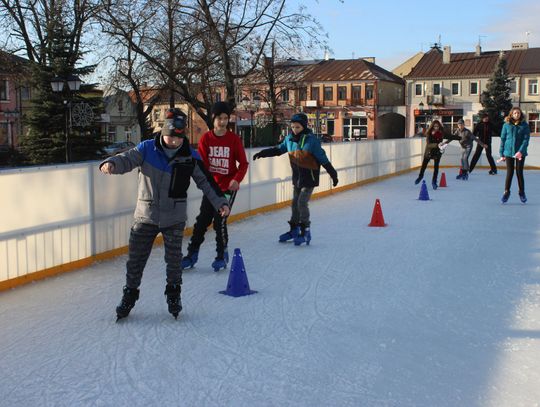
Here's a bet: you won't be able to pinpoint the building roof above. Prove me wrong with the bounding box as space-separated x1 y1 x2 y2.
0 50 31 75
239 59 320 85
405 46 540 79
392 52 424 78
303 58 404 84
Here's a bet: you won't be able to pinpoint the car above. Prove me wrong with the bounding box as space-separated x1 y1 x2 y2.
103 141 136 156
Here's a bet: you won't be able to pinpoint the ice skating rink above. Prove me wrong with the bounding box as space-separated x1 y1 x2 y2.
1 170 540 407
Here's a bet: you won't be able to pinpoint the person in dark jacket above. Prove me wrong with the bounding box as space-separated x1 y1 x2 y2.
499 107 530 203
414 120 452 189
252 113 339 246
100 108 229 320
469 113 497 174
446 119 486 180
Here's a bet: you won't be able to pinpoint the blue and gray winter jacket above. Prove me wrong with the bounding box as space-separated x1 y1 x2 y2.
254 130 337 188
100 134 227 228
499 120 530 158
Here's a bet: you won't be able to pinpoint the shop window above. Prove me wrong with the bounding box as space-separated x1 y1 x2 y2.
343 117 367 140
442 116 462 133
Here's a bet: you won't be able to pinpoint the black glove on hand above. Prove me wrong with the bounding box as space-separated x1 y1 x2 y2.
322 162 338 187
253 152 261 160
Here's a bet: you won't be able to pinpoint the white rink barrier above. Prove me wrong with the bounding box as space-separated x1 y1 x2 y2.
2 136 536 287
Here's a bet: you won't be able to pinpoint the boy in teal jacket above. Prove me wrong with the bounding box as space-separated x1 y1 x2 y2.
252 113 338 245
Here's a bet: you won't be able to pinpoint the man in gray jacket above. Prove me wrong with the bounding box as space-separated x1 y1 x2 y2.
100 109 229 320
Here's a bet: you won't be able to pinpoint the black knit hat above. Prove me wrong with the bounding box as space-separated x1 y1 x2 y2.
211 101 231 120
291 113 308 129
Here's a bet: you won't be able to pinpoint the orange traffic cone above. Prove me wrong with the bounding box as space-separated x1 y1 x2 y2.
368 198 387 227
439 172 447 187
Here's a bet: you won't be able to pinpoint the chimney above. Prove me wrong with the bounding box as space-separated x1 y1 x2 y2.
324 49 330 61
443 46 451 64
475 44 481 56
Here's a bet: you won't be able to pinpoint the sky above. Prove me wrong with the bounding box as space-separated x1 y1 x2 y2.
293 0 540 70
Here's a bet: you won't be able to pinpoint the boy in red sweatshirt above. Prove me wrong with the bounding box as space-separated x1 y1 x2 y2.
182 102 249 271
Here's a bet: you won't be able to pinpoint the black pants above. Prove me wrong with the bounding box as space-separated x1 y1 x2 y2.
418 154 441 183
469 144 496 172
504 157 525 194
125 222 184 289
187 194 228 257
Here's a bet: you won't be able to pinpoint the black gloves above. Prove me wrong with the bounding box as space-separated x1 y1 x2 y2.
322 162 339 187
252 147 282 160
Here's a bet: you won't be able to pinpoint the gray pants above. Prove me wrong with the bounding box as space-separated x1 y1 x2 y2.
125 222 185 288
461 145 472 171
291 186 314 226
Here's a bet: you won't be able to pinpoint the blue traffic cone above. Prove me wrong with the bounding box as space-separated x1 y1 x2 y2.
219 248 257 297
418 180 430 201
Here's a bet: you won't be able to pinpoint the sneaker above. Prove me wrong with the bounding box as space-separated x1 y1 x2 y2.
116 286 140 321
501 191 510 203
414 176 422 185
279 221 300 242
164 284 182 319
519 192 527 203
181 251 198 269
432 181 438 190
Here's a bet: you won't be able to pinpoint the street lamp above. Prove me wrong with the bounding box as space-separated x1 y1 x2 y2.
51 75 82 163
241 95 261 147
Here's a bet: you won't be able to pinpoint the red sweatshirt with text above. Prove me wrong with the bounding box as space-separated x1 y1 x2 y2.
198 130 249 192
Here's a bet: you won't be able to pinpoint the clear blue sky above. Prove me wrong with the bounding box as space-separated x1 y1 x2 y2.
292 0 539 70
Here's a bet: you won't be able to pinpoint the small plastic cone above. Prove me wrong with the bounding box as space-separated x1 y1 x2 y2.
418 180 430 201
219 248 257 297
368 199 387 227
440 172 447 187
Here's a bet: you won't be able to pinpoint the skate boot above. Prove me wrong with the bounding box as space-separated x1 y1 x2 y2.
489 169 497 175
519 192 527 203
181 251 199 269
462 170 469 180
294 224 311 246
414 176 423 185
116 286 140 321
501 190 510 203
279 221 300 242
164 284 182 319
432 181 438 190
212 248 229 272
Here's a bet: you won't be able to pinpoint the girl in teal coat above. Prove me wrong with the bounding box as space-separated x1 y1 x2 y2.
499 107 530 203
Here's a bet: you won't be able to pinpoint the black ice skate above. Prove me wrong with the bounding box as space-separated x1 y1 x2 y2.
116 286 140 321
164 284 182 319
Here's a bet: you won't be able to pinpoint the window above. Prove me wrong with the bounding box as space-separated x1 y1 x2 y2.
433 83 441 96
0 80 8 100
117 99 124 113
343 117 368 140
107 126 116 142
509 80 517 94
124 126 132 141
415 83 423 96
20 86 31 100
338 86 347 100
470 82 479 95
529 113 540 134
281 89 289 102
153 109 160 121
0 123 9 145
442 116 463 133
451 82 460 95
366 85 374 100
324 86 333 101
215 93 222 102
528 79 538 95
310 86 320 101
352 86 362 104
298 87 307 101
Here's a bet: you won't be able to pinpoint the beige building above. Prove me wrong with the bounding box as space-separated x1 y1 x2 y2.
404 43 540 136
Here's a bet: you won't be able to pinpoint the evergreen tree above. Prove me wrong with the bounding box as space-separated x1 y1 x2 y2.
480 55 514 135
19 20 105 165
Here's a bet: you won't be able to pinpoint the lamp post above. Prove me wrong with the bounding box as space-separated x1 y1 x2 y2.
241 94 261 147
51 74 82 163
